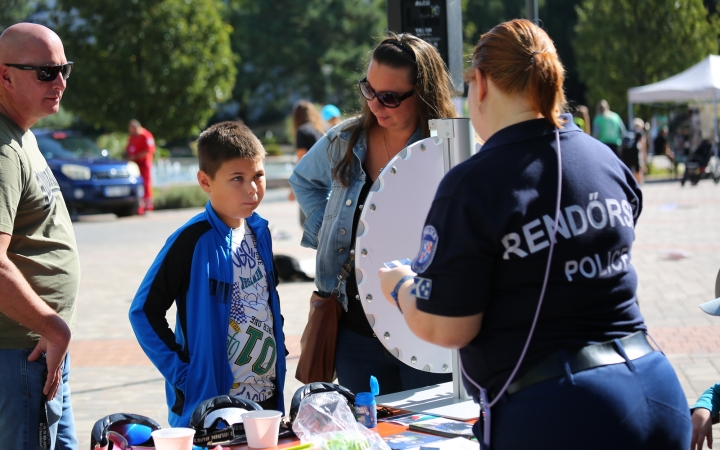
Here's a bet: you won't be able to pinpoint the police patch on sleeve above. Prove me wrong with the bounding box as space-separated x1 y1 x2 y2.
411 277 432 300
411 225 439 274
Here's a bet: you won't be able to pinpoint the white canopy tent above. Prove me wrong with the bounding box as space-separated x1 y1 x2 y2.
627 55 720 174
628 55 720 104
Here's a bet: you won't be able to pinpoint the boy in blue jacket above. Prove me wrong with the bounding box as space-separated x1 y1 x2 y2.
129 121 286 427
691 297 720 450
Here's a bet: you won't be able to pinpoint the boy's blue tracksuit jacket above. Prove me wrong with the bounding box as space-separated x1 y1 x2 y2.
129 202 286 427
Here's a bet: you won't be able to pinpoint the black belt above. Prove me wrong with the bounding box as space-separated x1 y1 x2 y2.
504 331 656 397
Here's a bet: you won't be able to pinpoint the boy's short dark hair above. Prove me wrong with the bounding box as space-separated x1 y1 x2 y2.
197 121 266 178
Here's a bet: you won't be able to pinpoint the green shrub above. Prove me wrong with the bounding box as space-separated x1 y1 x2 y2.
153 185 208 210
156 147 171 159
34 106 77 129
262 135 283 156
96 132 170 159
96 132 129 160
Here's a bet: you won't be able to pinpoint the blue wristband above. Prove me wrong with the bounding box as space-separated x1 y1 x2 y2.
391 275 414 313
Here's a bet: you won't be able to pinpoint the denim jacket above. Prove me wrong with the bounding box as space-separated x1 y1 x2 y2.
289 122 422 310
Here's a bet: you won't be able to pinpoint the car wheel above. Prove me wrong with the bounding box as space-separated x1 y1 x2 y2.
115 202 140 218
68 207 80 222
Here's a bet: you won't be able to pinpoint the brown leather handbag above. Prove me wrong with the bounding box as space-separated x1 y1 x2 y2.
295 253 353 384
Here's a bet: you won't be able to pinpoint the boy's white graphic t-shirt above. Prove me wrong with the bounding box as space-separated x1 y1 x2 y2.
227 222 276 402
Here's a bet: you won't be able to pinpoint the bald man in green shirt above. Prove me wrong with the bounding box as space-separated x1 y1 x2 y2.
0 23 80 449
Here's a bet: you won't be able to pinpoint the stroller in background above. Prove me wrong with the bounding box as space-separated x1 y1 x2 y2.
680 139 720 186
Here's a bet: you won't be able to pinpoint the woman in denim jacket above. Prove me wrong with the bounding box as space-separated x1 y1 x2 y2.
289 33 458 395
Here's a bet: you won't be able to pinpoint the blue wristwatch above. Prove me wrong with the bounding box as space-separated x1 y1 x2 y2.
391 275 415 313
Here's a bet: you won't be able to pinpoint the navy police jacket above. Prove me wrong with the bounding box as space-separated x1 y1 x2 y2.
129 202 286 426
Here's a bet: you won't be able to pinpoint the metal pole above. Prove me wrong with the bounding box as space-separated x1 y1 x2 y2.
447 0 465 95
714 90 719 179
429 118 475 401
526 0 535 22
321 64 333 104
533 0 539 25
324 75 330 104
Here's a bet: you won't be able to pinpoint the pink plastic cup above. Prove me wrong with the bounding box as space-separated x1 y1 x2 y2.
150 428 195 450
241 410 282 448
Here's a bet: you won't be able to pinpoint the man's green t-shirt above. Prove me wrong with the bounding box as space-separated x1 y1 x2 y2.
0 113 80 348
593 112 626 146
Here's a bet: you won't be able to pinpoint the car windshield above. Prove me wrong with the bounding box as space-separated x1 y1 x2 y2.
36 134 106 160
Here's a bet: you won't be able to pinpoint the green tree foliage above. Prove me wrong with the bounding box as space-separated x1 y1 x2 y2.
50 0 236 140
540 0 587 107
463 0 588 105
463 0 525 44
704 0 720 48
574 0 718 121
0 0 32 32
227 0 386 123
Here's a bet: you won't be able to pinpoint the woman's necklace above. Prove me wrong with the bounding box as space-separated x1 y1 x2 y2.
382 128 391 163
380 128 393 177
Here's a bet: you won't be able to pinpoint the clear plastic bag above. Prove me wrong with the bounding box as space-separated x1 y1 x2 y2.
292 392 390 450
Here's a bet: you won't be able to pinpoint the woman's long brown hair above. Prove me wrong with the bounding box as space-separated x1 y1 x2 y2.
292 100 325 139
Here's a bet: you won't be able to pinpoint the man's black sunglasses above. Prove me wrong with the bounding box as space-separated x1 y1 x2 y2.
358 77 414 108
5 62 73 82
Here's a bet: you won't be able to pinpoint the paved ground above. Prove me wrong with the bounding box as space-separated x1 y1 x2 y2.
67 179 720 448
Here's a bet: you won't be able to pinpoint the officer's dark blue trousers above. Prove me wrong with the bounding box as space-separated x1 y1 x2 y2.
473 350 691 449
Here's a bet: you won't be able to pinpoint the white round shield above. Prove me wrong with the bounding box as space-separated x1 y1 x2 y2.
354 136 452 373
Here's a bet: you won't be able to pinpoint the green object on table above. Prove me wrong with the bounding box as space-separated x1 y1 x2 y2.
284 444 314 450
321 432 371 450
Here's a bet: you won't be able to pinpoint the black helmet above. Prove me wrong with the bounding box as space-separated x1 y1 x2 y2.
288 382 356 425
90 413 160 449
189 395 262 448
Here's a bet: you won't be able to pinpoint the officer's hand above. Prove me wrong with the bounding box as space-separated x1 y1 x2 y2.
378 266 415 305
691 407 713 450
27 323 71 400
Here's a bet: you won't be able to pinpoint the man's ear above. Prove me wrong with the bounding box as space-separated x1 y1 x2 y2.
0 65 13 90
197 170 212 193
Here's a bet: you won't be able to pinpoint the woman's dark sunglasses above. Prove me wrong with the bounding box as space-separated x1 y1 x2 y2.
5 62 73 81
358 77 414 108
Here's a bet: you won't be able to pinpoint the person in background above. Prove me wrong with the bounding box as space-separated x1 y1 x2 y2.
0 23 80 449
654 126 675 163
572 104 590 134
288 100 324 225
379 19 690 449
321 104 342 130
293 100 325 162
290 32 457 395
126 119 155 213
621 117 646 184
593 99 626 156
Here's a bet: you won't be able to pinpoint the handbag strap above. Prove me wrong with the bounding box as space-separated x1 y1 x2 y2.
331 250 355 295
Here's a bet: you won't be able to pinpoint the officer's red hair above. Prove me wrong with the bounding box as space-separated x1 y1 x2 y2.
466 19 566 129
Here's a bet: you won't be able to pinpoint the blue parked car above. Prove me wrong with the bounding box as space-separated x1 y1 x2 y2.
33 129 144 219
